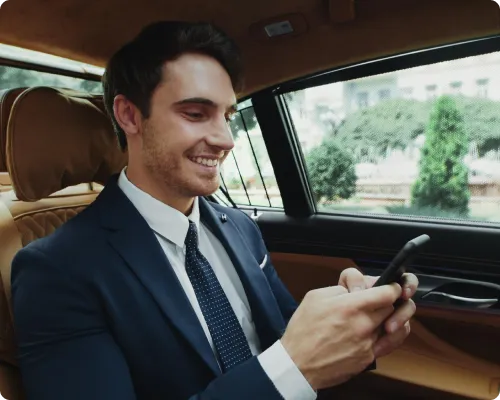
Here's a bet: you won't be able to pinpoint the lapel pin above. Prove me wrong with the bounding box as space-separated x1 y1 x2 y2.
221 214 227 223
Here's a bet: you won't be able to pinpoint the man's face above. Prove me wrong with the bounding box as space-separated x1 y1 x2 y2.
137 53 236 200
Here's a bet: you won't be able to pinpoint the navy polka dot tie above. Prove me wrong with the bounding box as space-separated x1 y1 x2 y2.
184 221 253 372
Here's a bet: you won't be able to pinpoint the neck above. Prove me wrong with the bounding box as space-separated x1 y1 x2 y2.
125 164 195 215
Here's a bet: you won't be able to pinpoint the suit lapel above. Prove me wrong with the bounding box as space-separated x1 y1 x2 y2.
199 198 286 350
97 177 221 376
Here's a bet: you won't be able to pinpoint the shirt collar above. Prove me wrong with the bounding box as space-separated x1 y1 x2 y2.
117 167 200 248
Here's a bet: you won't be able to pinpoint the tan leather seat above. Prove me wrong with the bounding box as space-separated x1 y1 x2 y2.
0 175 11 193
0 88 27 173
0 87 29 400
0 86 127 400
0 88 27 195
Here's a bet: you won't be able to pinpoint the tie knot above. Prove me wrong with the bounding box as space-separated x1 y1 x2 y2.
185 221 198 249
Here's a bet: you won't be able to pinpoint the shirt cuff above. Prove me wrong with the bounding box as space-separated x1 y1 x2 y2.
257 340 317 400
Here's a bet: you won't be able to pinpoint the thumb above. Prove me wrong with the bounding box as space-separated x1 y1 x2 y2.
339 267 366 292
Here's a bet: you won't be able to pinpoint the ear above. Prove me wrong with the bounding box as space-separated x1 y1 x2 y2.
113 94 142 138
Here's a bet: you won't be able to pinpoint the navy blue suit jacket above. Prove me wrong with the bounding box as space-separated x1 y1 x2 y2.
11 176 299 400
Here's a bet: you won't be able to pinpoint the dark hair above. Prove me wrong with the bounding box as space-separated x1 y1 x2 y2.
102 21 243 150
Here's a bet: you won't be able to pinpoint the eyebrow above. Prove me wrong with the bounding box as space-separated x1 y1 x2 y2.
174 97 237 113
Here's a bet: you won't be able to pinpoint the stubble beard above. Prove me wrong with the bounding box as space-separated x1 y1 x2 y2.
142 125 220 199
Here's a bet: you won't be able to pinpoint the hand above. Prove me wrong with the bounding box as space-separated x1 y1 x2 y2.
338 268 418 358
280 283 402 390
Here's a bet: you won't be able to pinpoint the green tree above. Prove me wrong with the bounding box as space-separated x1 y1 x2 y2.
228 106 257 140
336 96 500 160
411 96 470 216
455 96 500 156
306 138 357 203
0 66 42 90
78 79 102 93
313 104 338 135
336 99 429 161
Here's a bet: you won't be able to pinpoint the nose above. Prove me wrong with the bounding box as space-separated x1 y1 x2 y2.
206 115 235 151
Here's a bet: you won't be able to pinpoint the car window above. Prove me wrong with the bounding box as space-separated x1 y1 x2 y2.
286 50 500 224
215 99 283 208
0 72 282 207
0 65 102 93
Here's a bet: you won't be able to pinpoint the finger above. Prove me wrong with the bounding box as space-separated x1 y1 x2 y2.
370 304 395 328
364 275 378 289
350 305 394 340
384 299 416 334
373 321 411 358
367 330 382 351
310 285 349 299
328 285 350 297
339 267 366 292
353 283 402 310
400 273 419 300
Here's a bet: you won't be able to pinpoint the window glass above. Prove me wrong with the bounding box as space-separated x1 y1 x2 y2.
426 84 438 99
286 51 500 223
379 89 391 100
477 78 489 98
0 65 102 93
216 99 283 208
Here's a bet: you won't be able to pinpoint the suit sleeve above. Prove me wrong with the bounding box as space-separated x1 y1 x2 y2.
12 246 284 400
240 211 375 385
11 246 138 400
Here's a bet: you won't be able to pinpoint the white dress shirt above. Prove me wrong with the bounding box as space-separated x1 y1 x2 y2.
118 168 316 400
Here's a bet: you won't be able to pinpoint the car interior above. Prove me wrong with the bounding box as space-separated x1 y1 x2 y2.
0 0 500 399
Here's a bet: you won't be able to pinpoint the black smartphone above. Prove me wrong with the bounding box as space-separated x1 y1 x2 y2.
373 234 430 288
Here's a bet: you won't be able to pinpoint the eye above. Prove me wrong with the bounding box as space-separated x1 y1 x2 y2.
184 112 205 120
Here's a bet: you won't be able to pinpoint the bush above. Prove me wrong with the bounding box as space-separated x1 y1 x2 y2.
335 96 500 160
305 138 357 203
411 96 470 216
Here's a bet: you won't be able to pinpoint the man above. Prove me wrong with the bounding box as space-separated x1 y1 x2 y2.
11 21 418 399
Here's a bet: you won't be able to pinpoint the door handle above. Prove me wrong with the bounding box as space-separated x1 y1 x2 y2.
422 291 498 309
360 267 500 310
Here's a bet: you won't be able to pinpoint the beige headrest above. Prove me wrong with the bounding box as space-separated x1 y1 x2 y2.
6 87 127 202
0 88 27 172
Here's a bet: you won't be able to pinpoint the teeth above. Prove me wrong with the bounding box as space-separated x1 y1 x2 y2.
191 157 218 167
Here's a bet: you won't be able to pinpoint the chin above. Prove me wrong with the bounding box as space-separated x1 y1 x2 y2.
187 179 219 198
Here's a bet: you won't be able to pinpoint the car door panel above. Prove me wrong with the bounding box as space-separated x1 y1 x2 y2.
243 210 500 400
269 251 500 400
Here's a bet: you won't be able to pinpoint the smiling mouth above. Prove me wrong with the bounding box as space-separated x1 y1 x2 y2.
188 156 219 168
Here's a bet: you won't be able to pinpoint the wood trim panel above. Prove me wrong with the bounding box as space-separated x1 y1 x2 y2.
374 319 500 399
270 252 500 399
